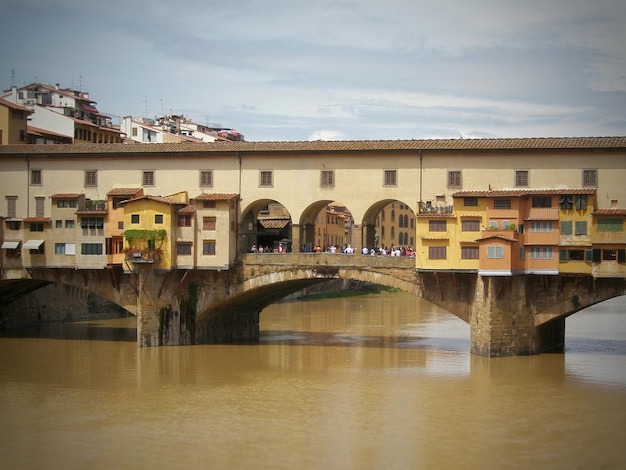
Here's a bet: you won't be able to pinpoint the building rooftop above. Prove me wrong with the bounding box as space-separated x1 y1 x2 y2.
1 136 626 157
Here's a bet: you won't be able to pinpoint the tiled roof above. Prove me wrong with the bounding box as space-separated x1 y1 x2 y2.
593 209 626 215
453 188 596 198
50 193 82 199
259 219 290 229
526 208 559 220
119 195 187 206
0 136 625 156
107 187 143 196
476 234 518 242
76 210 107 215
0 98 32 113
178 204 196 214
23 217 52 223
194 193 239 201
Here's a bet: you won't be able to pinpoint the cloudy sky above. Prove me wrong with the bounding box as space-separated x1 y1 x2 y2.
1 0 625 141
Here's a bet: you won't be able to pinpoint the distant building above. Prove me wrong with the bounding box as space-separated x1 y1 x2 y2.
375 202 415 249
121 114 244 144
0 98 31 145
0 82 123 143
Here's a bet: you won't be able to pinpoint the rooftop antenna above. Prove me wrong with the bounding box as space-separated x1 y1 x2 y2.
10 69 15 88
144 96 148 117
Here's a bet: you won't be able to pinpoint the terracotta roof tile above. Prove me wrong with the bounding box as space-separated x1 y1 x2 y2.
119 195 187 206
194 193 239 201
476 234 518 242
107 187 143 196
50 193 82 199
0 137 625 156
453 188 596 198
593 209 626 215
259 219 290 229
23 217 52 223
178 204 196 214
76 210 107 215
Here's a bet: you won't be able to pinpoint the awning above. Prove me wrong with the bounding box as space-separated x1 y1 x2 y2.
1 241 20 249
23 239 44 249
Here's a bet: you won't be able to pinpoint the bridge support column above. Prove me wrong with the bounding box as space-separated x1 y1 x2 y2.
470 276 546 357
291 223 301 253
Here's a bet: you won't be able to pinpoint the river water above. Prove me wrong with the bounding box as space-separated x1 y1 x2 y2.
0 292 625 469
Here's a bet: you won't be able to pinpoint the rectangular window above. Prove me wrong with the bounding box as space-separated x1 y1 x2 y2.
203 240 216 255
488 220 498 229
65 220 75 228
177 243 192 255
487 245 504 259
6 196 17 218
429 220 447 232
203 216 216 231
80 217 104 229
530 246 553 259
142 170 155 186
463 197 478 207
321 170 334 188
383 169 397 187
259 170 273 187
569 249 585 261
81 243 103 255
118 221 124 230
575 195 588 210
35 197 45 217
532 196 552 208
29 223 44 232
30 169 42 185
56 200 77 208
447 170 462 189
515 170 529 187
85 170 97 187
597 218 623 232
55 220 63 229
582 169 597 187
203 200 216 209
575 221 587 235
200 170 213 187
155 214 163 224
493 199 511 209
131 214 140 224
55 243 66 254
461 246 479 259
7 221 20 230
428 246 446 259
560 221 572 235
178 215 192 227
530 221 554 232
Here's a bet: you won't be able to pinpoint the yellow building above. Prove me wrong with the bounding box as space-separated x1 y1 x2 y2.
376 201 415 250
0 98 31 145
120 192 189 271
106 188 144 266
592 209 626 278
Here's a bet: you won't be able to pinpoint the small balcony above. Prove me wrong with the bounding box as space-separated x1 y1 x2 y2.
419 204 453 215
124 249 162 264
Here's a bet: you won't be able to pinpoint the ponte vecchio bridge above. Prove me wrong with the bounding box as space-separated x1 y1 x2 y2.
1 138 625 356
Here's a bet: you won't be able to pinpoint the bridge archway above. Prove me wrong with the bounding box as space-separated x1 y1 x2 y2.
362 199 417 253
298 200 355 252
239 198 292 254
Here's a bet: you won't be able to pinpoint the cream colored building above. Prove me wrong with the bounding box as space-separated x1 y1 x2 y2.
1 138 625 277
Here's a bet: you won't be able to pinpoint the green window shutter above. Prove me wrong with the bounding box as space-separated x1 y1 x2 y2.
593 249 601 263
559 249 568 262
574 221 587 235
585 250 594 262
560 221 572 235
619 249 626 263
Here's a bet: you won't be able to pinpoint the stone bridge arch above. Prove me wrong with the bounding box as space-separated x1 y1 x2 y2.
192 253 419 343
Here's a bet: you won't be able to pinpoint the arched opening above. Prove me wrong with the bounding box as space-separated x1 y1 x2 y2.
240 199 292 253
363 199 416 255
299 200 355 253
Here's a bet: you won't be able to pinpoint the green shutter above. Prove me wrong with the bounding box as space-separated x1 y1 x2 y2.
560 221 573 235
585 249 593 262
559 249 568 262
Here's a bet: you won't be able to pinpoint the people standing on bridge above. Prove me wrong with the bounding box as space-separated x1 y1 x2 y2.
362 247 369 255
251 244 257 253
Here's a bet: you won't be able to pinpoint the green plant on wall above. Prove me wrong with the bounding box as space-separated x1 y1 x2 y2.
122 229 167 251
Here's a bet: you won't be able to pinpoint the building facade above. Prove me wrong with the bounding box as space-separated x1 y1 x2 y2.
0 138 625 279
